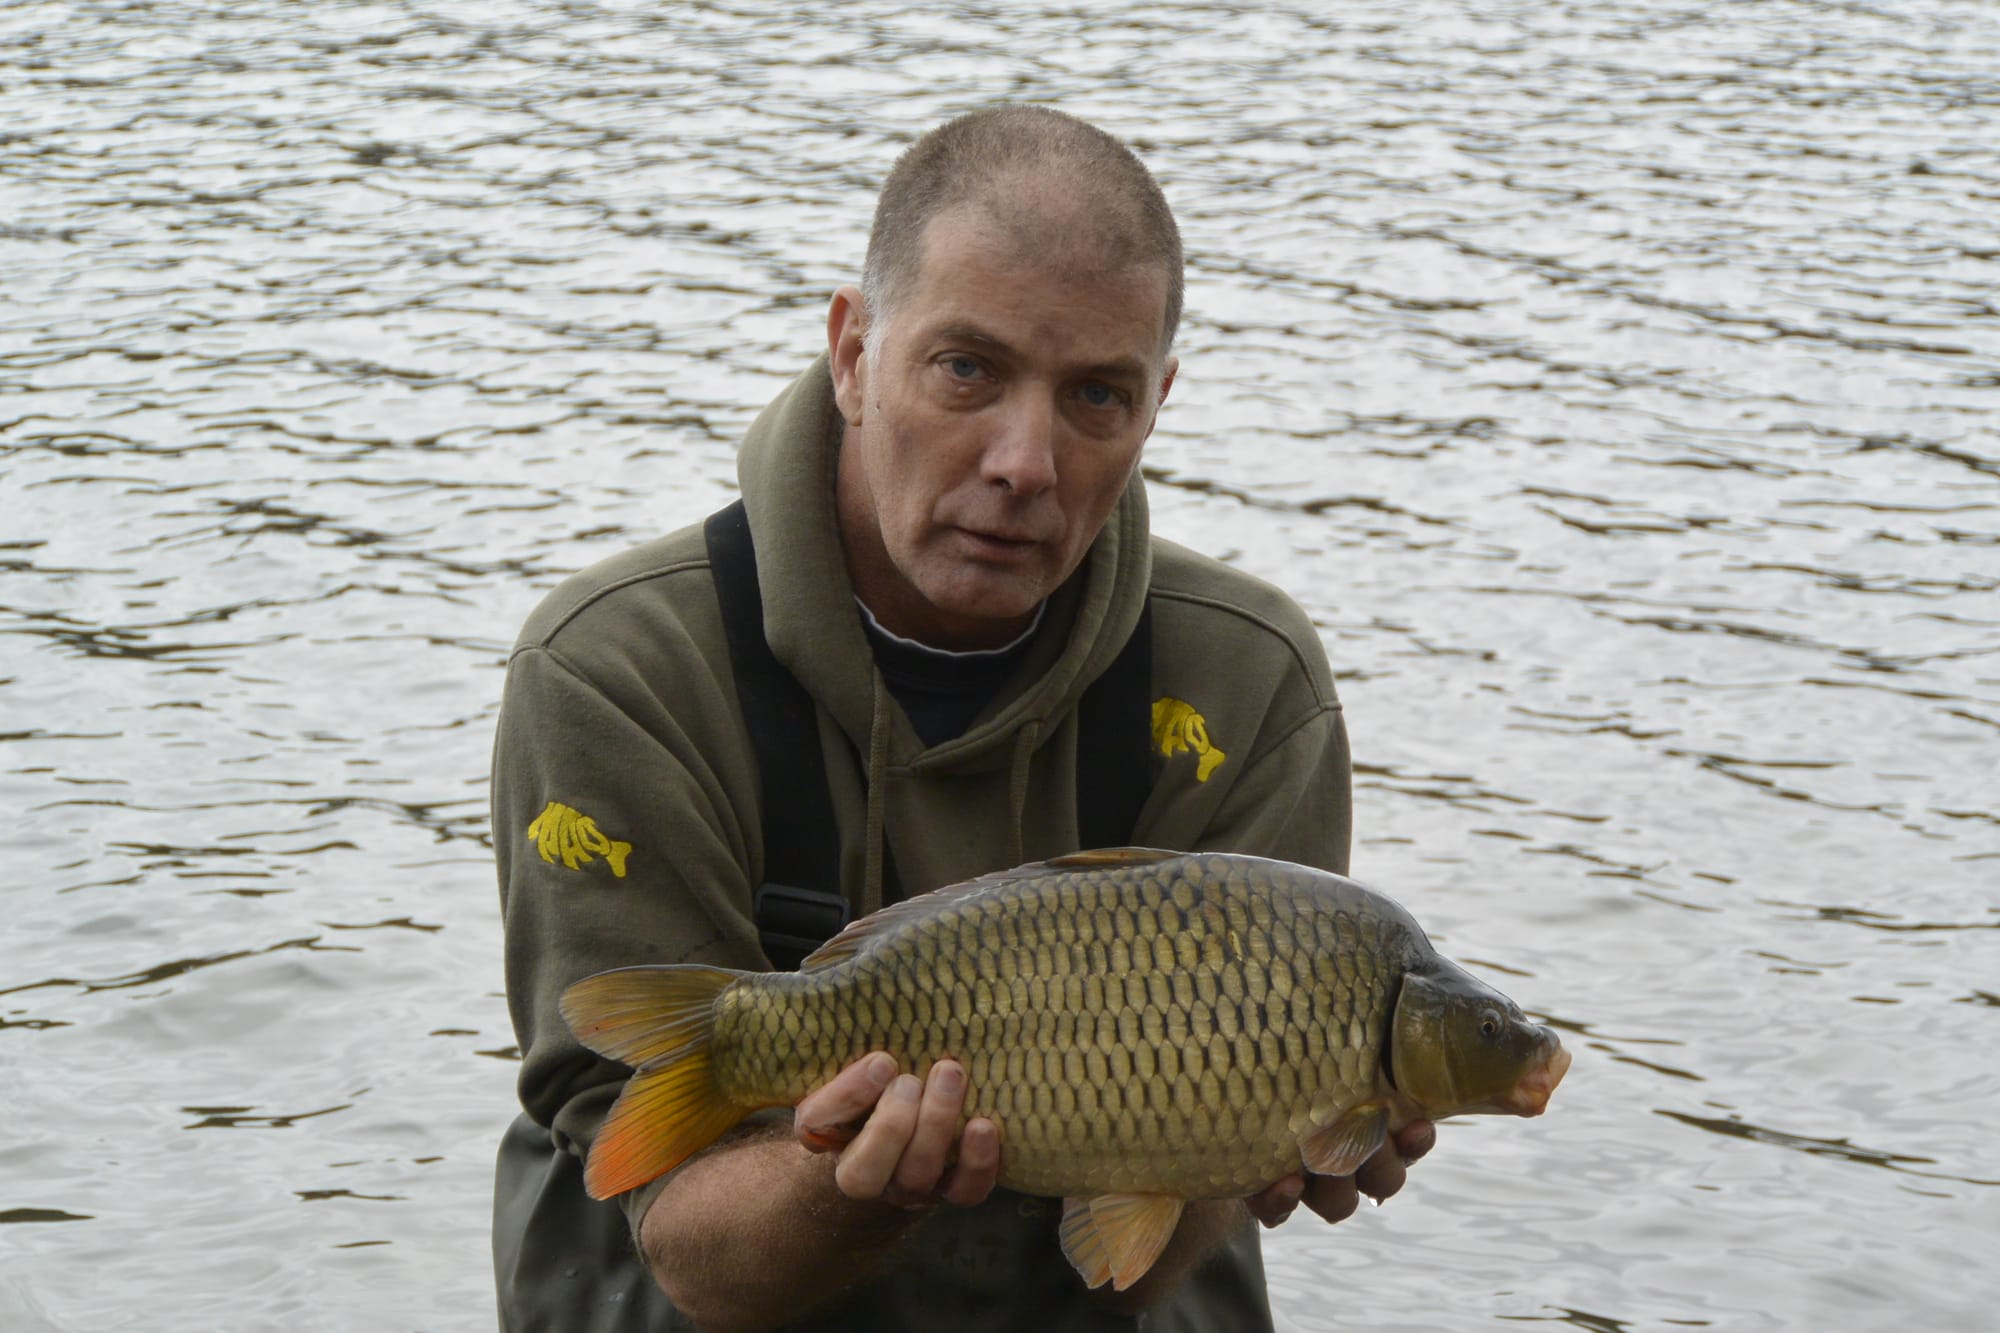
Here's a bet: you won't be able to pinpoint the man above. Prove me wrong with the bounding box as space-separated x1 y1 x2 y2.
492 105 1430 1331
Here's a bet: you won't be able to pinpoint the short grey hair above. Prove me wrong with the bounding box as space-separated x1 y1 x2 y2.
859 105 1184 360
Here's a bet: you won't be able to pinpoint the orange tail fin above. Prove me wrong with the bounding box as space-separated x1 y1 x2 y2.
585 1046 747 1199
560 965 750 1200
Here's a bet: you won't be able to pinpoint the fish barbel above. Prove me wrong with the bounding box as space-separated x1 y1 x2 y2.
561 848 1570 1290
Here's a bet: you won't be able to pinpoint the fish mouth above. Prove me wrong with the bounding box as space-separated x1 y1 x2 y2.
1502 1040 1571 1117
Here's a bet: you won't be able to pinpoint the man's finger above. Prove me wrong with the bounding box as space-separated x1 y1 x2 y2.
831 1074 922 1199
1355 1141 1408 1203
1301 1172 1359 1225
1246 1174 1304 1228
936 1117 1002 1209
888 1062 967 1199
1392 1119 1436 1163
796 1052 897 1152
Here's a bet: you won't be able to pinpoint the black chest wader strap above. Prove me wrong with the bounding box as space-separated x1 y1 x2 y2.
1076 598 1154 852
705 499 1155 971
704 500 850 969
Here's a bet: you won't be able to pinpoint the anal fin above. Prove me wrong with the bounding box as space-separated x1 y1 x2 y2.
1059 1193 1186 1291
1299 1102 1389 1177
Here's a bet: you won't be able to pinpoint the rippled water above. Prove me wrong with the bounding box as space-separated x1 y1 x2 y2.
3 2 1995 1329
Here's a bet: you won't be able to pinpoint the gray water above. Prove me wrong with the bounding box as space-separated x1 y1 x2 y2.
3 2 1996 1329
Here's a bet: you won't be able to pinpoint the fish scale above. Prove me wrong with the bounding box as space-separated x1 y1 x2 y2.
562 848 1570 1291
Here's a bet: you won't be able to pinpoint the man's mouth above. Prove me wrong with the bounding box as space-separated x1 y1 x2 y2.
957 527 1041 552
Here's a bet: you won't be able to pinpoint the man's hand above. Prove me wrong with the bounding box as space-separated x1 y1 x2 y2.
635 1054 1001 1329
1244 1120 1436 1229
794 1052 1002 1209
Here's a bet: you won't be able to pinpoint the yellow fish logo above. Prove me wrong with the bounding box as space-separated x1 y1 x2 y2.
1151 697 1226 782
527 801 632 879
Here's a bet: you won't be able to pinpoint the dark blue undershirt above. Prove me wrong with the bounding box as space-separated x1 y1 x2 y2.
859 603 1044 747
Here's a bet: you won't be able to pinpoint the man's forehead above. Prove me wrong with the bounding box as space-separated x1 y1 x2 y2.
929 189 1147 280
893 204 1173 366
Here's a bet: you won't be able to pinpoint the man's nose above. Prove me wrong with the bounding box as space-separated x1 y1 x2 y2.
981 391 1058 495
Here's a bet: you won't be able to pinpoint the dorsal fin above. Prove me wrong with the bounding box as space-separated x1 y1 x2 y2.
797 849 1186 973
1039 846 1182 870
799 876 995 972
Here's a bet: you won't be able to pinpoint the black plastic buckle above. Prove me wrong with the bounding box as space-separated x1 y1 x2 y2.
753 882 851 970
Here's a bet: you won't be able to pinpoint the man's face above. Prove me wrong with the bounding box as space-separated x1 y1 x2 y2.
830 206 1176 650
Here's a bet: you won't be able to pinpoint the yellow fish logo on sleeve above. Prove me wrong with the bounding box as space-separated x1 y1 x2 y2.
1151 697 1227 782
527 801 633 879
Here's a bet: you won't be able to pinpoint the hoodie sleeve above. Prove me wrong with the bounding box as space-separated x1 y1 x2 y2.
493 641 767 1167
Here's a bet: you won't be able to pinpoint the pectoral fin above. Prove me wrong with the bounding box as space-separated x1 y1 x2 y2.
1059 1193 1185 1291
1300 1103 1389 1177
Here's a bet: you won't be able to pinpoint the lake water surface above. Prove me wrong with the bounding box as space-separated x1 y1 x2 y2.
3 2 1996 1328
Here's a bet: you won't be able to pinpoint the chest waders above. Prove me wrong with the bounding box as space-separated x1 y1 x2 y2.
494 500 1155 1330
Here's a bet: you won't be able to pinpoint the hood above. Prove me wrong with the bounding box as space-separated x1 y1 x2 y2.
737 354 1153 778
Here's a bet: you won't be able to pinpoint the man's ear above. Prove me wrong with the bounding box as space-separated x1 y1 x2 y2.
828 285 869 427
1142 355 1178 441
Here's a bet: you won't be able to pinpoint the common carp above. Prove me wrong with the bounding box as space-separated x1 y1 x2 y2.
561 848 1570 1290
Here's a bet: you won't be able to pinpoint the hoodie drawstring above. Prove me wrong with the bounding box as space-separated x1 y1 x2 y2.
1006 720 1038 868
861 671 1048 902
861 679 892 918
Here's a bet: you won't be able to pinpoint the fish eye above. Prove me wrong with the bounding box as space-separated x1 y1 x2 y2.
1478 1009 1501 1039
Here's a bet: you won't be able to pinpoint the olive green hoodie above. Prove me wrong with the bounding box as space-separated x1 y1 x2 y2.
493 357 1352 1330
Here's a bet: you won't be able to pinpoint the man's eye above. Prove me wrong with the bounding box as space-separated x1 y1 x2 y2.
946 356 981 379
1079 382 1121 408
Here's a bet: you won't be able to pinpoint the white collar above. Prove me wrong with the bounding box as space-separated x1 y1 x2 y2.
853 598 1047 660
